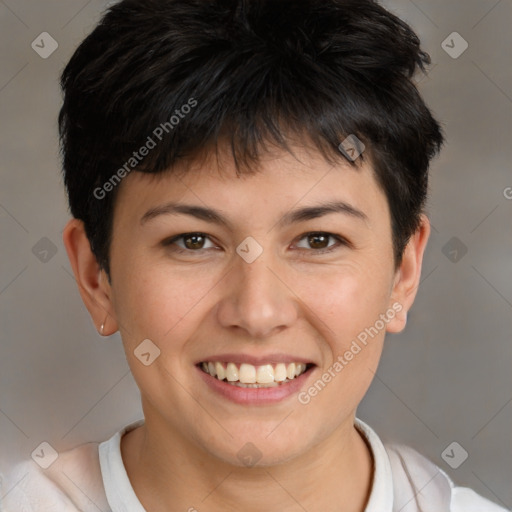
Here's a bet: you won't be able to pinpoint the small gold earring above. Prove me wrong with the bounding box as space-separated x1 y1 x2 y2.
100 315 108 336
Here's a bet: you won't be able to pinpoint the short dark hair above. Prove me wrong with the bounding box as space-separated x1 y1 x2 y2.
59 0 444 280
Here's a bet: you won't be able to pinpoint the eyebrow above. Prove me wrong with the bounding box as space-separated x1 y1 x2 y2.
140 200 368 228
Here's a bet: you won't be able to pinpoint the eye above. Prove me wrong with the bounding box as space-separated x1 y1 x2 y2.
163 232 217 253
162 231 349 255
293 232 347 254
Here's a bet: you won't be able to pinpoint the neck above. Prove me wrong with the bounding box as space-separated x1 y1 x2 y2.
121 414 373 512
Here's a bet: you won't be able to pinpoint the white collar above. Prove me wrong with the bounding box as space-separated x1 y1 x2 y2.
355 417 394 510
99 418 146 512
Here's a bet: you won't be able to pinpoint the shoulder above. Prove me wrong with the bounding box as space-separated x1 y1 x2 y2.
384 443 508 512
0 442 109 512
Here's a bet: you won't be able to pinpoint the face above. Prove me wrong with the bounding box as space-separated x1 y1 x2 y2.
72 145 424 467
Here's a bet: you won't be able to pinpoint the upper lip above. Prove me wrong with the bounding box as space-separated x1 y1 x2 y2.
196 353 316 366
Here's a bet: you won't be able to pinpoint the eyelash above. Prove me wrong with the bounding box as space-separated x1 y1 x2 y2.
162 232 349 255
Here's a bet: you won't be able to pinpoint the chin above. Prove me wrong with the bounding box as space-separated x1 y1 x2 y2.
194 428 307 468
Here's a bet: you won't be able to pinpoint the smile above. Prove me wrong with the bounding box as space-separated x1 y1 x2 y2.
199 361 312 388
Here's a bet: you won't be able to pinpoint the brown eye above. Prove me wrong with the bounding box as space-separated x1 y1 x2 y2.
183 233 206 250
294 232 347 254
307 233 330 249
163 232 216 253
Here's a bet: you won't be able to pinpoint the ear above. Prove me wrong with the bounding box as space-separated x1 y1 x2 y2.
386 214 430 333
62 218 118 336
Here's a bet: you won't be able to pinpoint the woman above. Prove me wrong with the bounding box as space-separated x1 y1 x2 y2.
1 0 506 510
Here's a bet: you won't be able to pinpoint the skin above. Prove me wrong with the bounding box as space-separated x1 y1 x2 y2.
63 143 430 512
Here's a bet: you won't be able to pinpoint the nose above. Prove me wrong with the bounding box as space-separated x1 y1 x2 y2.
216 251 299 339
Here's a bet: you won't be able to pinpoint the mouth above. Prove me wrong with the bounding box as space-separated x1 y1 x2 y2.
197 361 315 388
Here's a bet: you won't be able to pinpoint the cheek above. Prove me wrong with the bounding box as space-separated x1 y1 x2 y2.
299 262 391 412
301 263 392 349
298 275 387 430
110 264 218 411
111 255 221 349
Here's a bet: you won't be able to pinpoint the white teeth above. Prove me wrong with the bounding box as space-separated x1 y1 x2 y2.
256 364 274 384
226 363 239 382
274 363 287 382
215 362 225 380
234 381 279 388
201 361 309 385
295 363 306 376
239 363 256 383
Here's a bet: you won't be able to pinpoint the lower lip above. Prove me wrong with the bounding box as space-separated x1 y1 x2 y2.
196 365 315 405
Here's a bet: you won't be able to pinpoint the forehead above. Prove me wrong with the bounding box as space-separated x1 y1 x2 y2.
113 144 389 227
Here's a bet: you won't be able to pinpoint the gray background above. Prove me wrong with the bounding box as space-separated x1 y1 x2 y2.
1 0 511 508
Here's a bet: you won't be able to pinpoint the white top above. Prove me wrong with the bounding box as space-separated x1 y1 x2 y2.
0 418 507 512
